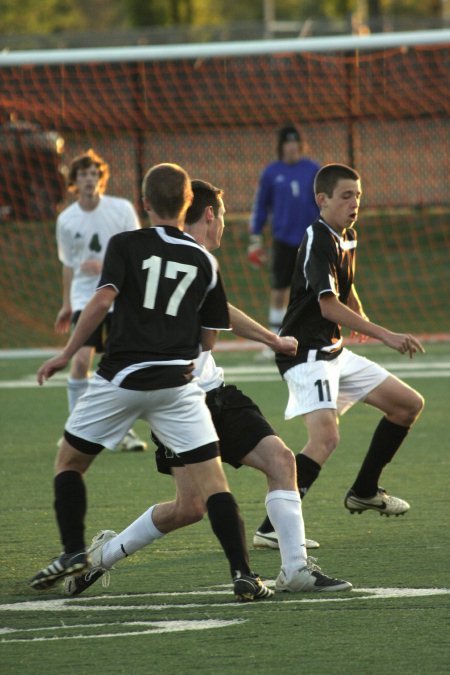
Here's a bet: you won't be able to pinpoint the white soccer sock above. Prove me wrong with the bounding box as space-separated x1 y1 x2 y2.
101 505 164 569
265 490 307 580
67 377 89 412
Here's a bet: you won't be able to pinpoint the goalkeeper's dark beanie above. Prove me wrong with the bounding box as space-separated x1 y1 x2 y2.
277 125 301 158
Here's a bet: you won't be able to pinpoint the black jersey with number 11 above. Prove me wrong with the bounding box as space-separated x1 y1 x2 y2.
95 226 230 390
277 218 357 374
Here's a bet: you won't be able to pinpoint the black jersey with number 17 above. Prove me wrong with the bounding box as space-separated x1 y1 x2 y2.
276 218 357 374
95 226 230 390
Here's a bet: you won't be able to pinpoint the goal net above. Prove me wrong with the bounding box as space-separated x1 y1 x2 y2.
0 31 449 348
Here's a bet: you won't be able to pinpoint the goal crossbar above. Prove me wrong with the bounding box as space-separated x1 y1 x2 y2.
1 28 449 67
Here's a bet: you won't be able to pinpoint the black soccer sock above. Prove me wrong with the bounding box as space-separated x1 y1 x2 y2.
256 514 274 534
296 453 322 499
206 492 250 578
351 417 410 498
54 470 87 553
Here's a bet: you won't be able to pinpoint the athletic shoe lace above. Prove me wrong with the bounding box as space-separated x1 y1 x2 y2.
85 566 111 589
305 557 322 573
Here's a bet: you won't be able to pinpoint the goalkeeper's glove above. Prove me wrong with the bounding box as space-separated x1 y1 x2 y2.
247 234 267 268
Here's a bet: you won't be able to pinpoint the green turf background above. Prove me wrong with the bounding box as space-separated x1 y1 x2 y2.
0 344 449 673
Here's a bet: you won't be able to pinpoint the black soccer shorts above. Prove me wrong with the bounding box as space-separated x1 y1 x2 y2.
271 239 299 289
154 384 277 475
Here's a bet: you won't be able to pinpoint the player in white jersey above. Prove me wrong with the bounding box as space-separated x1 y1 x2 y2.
64 180 352 597
30 164 273 603
55 149 145 452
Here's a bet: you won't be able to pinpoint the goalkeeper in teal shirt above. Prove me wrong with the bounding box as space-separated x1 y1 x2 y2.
248 126 320 341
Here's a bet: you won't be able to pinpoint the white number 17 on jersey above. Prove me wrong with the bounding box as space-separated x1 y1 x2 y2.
142 255 198 316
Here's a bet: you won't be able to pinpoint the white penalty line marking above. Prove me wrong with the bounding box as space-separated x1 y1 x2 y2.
0 619 244 642
1 588 448 643
2 587 449 612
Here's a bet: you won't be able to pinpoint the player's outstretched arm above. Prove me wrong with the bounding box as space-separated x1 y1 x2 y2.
38 286 117 385
319 294 425 358
228 304 297 356
379 331 425 358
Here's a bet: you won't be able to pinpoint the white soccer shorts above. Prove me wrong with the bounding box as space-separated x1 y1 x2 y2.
283 348 389 419
65 373 218 454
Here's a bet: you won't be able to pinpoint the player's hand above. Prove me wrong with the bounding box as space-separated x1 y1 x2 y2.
272 335 298 356
37 353 70 385
54 306 72 334
247 234 267 268
350 329 369 343
382 331 425 358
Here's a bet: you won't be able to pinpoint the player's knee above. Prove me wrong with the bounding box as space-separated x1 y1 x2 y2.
389 388 425 427
176 497 205 526
402 390 425 425
322 430 340 455
275 445 296 482
54 456 89 475
260 440 296 484
54 438 93 475
413 391 425 416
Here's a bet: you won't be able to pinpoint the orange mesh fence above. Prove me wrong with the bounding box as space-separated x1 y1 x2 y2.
0 44 449 347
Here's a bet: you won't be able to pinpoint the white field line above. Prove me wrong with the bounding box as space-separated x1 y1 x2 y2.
1 586 449 612
1 361 449 389
1 587 448 643
0 619 244 642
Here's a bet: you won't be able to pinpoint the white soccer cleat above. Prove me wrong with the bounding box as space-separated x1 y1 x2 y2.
275 558 352 593
253 530 320 550
344 488 410 517
112 429 147 453
88 530 117 567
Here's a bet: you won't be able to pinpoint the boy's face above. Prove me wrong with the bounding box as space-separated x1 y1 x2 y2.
74 164 101 198
317 178 362 231
206 198 226 251
281 139 301 164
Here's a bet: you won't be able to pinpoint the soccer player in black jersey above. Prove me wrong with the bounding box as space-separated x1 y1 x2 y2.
255 163 425 546
30 163 273 602
63 179 352 597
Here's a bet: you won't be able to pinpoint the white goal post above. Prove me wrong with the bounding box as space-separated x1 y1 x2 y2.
0 28 449 66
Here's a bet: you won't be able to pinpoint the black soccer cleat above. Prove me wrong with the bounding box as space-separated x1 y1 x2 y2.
233 571 274 602
64 567 109 596
30 550 88 590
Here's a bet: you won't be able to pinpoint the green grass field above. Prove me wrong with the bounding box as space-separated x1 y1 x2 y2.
0 343 449 674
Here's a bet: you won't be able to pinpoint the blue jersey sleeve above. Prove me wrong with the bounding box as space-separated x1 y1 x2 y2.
250 166 273 235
